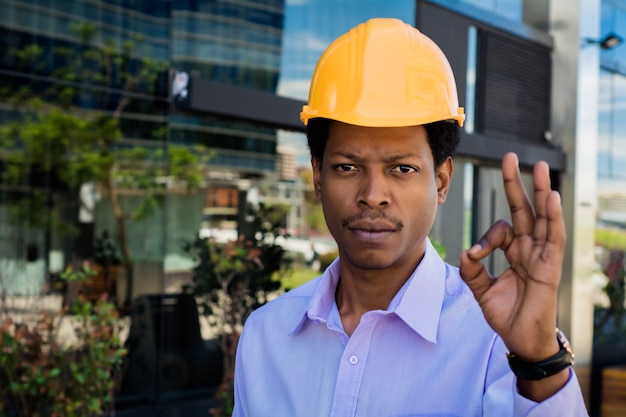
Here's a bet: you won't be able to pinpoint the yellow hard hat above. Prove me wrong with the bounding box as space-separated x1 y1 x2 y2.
300 18 465 127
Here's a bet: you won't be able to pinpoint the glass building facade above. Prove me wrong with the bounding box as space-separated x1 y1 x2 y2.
0 0 610 414
597 0 626 233
593 2 626 414
598 0 626 187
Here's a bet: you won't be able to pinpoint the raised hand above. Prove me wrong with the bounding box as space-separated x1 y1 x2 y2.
459 152 568 399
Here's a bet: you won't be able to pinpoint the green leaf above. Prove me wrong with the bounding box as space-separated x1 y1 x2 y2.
2 332 15 345
74 372 85 384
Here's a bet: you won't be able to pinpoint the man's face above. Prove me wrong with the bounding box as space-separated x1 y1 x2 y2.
312 122 452 272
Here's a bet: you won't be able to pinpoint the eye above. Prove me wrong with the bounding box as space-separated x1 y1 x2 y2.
335 164 357 172
391 165 418 174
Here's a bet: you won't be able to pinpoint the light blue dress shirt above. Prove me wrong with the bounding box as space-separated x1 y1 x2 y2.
233 239 588 417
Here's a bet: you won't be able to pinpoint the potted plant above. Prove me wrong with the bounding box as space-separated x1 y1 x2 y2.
0 264 127 416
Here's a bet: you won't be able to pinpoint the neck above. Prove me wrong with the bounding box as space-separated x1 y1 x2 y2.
335 260 419 336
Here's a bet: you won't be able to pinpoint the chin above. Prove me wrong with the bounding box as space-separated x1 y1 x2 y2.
341 251 398 271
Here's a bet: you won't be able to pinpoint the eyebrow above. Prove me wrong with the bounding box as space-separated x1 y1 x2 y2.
382 154 420 163
327 151 420 163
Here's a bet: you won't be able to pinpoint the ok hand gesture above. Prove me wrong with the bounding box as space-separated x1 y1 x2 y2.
459 152 569 400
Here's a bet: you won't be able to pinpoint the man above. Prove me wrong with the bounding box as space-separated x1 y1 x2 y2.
233 18 588 416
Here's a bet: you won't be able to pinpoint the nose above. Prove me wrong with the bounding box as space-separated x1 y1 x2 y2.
357 170 390 208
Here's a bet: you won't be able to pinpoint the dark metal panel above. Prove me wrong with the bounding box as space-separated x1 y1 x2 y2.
417 2 469 107
178 76 306 132
458 133 565 171
483 32 552 146
418 1 563 171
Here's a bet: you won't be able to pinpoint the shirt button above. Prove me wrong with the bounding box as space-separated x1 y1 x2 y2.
349 355 358 365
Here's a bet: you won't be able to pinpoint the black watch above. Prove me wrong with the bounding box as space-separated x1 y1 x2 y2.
507 328 575 381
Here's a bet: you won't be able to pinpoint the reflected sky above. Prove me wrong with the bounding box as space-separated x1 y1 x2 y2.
598 69 626 180
598 0 626 185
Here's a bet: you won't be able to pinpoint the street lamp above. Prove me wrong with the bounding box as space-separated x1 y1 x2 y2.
584 32 623 50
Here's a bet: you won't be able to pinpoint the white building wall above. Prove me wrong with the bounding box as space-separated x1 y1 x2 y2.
550 0 601 385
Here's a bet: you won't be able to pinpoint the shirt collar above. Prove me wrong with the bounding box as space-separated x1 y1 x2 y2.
291 238 447 343
392 239 446 343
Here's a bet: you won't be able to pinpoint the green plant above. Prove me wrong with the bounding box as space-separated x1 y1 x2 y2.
596 227 626 251
431 238 447 260
0 264 127 416
280 267 320 290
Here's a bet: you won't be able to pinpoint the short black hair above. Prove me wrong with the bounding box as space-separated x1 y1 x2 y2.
306 118 461 168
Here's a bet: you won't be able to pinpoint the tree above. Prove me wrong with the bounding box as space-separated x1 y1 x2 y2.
0 23 213 307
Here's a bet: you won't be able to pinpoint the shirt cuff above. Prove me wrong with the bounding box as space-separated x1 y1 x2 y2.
513 368 589 416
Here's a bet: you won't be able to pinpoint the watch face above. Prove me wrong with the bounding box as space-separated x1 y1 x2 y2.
556 328 575 363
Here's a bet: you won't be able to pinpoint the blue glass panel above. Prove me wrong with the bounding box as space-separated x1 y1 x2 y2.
141 0 170 18
432 0 522 23
55 0 73 13
600 1 614 35
153 44 169 61
600 1 626 72
598 70 613 177
465 26 478 134
0 4 12 26
14 7 37 30
611 74 626 178
37 11 53 32
613 8 626 68
55 15 75 38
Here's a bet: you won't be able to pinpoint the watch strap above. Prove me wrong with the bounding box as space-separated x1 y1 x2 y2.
507 328 575 381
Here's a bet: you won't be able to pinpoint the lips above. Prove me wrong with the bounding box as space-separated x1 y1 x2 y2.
343 215 404 243
346 219 398 233
341 211 404 244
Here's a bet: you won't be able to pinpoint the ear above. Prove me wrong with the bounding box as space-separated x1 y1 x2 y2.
436 157 454 204
312 157 322 200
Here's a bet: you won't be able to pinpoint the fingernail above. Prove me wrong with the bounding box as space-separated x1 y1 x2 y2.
469 244 482 254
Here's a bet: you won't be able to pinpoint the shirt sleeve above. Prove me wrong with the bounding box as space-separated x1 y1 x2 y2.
232 328 248 417
483 337 589 416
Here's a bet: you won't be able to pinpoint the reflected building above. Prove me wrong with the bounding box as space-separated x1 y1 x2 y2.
0 0 289 291
169 0 285 175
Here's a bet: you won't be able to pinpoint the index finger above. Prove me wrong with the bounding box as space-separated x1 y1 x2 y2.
502 152 535 237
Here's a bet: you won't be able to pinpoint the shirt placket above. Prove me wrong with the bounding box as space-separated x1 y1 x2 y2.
329 312 379 417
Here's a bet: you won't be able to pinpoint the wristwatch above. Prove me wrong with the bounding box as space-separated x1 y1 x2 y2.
507 328 575 381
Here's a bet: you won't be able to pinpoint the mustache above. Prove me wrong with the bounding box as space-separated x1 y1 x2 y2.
342 211 404 230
